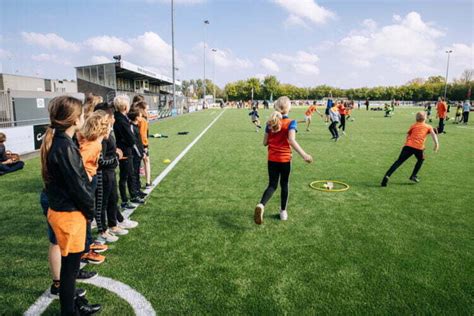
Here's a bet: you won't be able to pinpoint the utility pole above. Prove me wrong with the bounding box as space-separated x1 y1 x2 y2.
444 50 453 99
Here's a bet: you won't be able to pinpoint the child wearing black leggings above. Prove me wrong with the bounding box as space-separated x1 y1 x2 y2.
254 96 313 225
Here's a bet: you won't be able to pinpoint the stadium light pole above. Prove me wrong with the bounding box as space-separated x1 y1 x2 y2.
203 20 209 108
444 50 453 99
171 0 176 111
211 48 217 103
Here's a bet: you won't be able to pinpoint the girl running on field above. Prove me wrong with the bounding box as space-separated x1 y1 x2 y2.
254 96 313 225
329 101 341 141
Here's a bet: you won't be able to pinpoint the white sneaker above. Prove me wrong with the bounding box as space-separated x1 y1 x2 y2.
254 203 264 225
97 231 119 243
110 226 129 236
280 210 288 221
119 218 139 229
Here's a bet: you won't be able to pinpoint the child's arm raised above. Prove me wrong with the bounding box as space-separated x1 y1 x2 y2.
288 129 313 163
430 129 439 152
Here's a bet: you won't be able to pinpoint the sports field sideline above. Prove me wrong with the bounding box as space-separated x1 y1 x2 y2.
1 106 473 314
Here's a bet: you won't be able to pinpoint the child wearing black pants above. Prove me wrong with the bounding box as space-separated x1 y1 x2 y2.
382 112 439 186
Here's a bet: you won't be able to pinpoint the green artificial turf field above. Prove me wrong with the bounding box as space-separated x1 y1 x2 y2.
0 106 473 314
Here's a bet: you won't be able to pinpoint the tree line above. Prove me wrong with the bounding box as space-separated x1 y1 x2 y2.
181 69 473 102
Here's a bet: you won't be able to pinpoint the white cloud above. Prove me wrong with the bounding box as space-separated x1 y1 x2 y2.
261 58 280 72
444 43 474 67
32 53 71 65
273 0 335 27
267 50 320 75
192 42 252 70
91 56 113 64
22 32 80 52
293 62 320 75
0 48 12 59
338 12 445 74
85 36 133 54
129 32 174 69
284 15 310 30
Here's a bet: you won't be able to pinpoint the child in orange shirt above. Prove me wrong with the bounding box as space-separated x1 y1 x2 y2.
254 96 313 224
381 112 439 186
79 110 111 264
133 100 152 188
303 101 323 131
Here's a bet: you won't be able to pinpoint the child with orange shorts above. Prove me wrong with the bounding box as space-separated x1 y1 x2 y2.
41 96 101 314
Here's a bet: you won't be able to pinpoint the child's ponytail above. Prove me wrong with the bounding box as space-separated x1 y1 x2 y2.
40 96 83 183
40 127 55 183
268 111 283 133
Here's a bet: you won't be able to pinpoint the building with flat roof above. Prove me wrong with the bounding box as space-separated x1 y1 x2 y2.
75 59 181 110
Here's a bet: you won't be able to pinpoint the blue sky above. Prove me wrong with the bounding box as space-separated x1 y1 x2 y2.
0 0 472 88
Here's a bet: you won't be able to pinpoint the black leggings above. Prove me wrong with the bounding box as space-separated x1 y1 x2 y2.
329 121 339 138
260 161 291 210
119 148 137 202
339 114 346 131
60 252 82 315
438 118 445 133
463 111 469 123
385 146 424 178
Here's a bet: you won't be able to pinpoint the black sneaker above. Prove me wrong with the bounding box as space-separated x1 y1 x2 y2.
121 202 136 210
75 296 101 315
130 197 145 204
381 176 389 187
409 176 420 183
77 269 98 280
50 283 86 298
138 191 147 198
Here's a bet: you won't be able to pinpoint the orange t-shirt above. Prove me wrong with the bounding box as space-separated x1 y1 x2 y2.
79 139 102 179
437 101 447 119
266 117 297 163
305 105 317 116
338 104 346 115
137 117 149 147
405 122 433 150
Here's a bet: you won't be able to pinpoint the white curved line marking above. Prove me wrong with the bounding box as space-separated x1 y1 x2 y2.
24 290 54 316
80 276 156 316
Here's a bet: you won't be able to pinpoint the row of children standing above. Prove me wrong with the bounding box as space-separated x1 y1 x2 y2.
40 93 151 315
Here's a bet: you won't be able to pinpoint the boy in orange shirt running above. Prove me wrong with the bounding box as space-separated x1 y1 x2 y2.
303 101 322 131
381 112 439 186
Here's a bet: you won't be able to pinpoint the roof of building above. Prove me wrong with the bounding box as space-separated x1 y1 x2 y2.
75 60 181 87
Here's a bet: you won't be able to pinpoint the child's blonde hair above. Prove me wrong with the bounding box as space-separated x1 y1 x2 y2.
83 93 103 118
81 110 110 141
416 111 426 122
114 94 130 112
268 96 291 133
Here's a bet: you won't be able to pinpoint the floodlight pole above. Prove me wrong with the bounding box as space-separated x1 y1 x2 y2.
444 50 453 99
171 0 176 111
212 48 217 103
203 20 209 108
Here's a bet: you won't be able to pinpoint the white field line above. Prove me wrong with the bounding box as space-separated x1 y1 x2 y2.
24 109 226 315
123 109 226 218
80 276 156 316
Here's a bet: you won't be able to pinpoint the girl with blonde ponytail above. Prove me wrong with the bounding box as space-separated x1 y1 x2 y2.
254 96 313 225
40 96 101 314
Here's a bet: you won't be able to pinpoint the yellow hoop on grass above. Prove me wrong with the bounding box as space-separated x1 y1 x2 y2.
309 180 350 192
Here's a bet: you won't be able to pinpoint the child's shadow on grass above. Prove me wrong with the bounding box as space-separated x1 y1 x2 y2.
217 214 255 231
